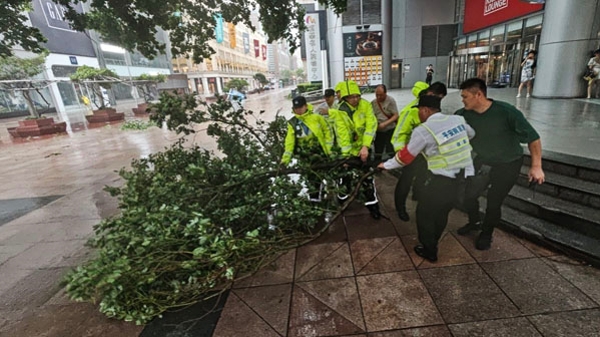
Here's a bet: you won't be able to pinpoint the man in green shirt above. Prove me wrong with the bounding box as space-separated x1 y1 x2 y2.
455 78 545 250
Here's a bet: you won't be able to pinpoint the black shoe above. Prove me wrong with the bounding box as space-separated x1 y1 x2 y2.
476 233 492 250
414 245 438 262
397 207 410 222
367 204 381 220
457 221 482 236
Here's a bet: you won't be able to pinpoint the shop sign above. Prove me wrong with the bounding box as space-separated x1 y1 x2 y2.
484 0 508 15
28 1 96 57
464 0 543 34
261 45 267 61
303 12 322 82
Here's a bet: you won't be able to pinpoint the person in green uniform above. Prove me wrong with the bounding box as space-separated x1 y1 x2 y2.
455 78 545 250
281 96 333 201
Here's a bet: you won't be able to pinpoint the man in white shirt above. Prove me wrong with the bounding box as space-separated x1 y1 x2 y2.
379 95 475 262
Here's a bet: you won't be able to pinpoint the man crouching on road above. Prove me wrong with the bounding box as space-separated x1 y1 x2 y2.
379 95 476 262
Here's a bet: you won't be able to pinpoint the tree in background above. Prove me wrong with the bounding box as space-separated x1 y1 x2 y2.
280 69 294 87
70 66 119 110
1 1 349 62
253 73 269 89
224 78 249 92
0 52 49 118
135 74 167 103
295 68 305 82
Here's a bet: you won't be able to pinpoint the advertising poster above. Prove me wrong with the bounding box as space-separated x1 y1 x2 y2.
303 13 323 82
243 33 250 54
261 45 267 61
28 0 96 57
342 31 383 86
254 39 260 58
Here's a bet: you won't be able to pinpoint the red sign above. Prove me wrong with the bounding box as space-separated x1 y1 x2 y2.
261 45 267 61
254 39 260 58
463 0 543 34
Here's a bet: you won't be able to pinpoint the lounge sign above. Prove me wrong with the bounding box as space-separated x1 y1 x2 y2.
484 0 508 16
464 0 543 34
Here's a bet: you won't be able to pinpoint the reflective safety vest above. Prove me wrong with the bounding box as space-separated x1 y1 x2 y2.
420 115 473 171
281 105 333 164
335 80 378 156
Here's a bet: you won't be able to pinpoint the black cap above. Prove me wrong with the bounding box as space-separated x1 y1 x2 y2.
324 89 335 97
292 96 307 108
595 49 600 54
413 95 441 110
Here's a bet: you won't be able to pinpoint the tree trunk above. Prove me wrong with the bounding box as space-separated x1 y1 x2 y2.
22 90 39 118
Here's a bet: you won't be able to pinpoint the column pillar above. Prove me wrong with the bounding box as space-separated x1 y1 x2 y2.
327 8 344 86
382 0 393 89
201 77 210 96
533 0 600 98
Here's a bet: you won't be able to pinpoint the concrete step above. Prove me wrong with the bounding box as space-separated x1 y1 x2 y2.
516 168 600 209
497 204 600 265
505 184 600 240
524 150 600 184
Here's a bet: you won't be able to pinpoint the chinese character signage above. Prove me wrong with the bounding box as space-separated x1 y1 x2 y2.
261 45 267 61
303 13 323 82
254 39 260 57
464 0 543 33
214 14 224 43
243 33 250 54
228 23 236 48
342 31 383 86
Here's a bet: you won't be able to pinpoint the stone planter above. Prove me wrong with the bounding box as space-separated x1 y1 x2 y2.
8 118 67 138
86 108 125 123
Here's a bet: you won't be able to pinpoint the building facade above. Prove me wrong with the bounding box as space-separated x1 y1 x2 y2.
450 0 600 98
171 16 270 97
309 0 458 89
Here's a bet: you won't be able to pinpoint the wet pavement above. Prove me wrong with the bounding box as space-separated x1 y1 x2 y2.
0 87 599 336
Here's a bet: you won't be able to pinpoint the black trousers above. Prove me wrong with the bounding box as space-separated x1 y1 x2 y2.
338 168 378 206
464 157 523 235
374 129 395 161
394 154 427 209
416 173 459 252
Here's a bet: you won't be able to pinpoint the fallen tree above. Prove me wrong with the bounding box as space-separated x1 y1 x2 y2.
65 93 372 324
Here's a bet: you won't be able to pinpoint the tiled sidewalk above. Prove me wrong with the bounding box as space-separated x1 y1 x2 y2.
211 172 600 337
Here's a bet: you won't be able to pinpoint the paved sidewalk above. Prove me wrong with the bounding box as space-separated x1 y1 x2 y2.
0 88 599 336
209 172 600 336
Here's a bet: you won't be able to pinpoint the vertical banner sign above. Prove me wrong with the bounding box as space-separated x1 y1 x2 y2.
303 13 323 82
261 45 267 61
214 14 224 43
243 33 250 54
228 23 236 48
342 31 383 86
254 39 260 57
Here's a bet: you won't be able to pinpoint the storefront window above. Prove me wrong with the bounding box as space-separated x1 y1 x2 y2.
491 26 505 44
467 34 477 48
524 15 543 37
506 21 523 44
457 37 467 49
57 82 79 107
478 30 490 47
